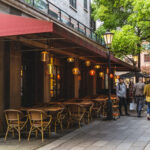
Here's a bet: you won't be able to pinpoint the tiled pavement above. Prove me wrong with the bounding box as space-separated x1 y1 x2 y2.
1 111 150 150
38 112 150 150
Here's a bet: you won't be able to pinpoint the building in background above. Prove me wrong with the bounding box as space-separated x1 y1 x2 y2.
141 41 150 74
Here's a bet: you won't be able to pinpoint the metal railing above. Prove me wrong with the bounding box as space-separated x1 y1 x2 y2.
19 0 105 46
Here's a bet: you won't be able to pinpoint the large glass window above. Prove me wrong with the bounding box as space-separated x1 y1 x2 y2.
84 0 87 10
70 0 77 9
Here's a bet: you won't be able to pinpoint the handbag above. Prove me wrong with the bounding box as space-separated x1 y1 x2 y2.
129 102 137 111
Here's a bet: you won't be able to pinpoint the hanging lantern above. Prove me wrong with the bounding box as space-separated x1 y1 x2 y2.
89 69 96 76
116 75 120 79
72 67 80 75
57 74 61 80
95 65 101 69
110 73 114 78
67 57 74 63
99 72 104 78
47 64 53 74
41 51 48 62
85 60 91 67
21 66 23 77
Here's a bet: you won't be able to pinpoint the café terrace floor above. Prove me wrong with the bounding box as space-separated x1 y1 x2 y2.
1 110 150 150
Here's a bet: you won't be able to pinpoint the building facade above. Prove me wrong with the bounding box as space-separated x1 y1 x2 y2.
0 0 136 133
140 41 150 74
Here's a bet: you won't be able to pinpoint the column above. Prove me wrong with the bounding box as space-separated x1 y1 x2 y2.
9 42 21 108
93 74 96 95
0 41 5 123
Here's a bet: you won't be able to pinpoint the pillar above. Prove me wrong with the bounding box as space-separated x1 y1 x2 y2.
74 75 79 98
9 42 21 108
0 41 5 119
93 74 96 95
43 62 50 103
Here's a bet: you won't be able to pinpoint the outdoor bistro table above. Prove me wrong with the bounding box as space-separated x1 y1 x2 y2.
40 106 64 133
62 100 93 106
18 106 64 133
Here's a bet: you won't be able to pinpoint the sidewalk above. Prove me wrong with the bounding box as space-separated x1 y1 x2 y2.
38 112 150 150
1 111 150 150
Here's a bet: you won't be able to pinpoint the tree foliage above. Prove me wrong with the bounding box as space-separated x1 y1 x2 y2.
92 0 150 58
112 25 140 57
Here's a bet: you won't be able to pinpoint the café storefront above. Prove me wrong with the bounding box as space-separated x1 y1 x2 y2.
0 13 138 127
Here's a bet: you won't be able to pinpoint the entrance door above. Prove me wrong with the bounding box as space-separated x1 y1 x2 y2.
21 52 43 107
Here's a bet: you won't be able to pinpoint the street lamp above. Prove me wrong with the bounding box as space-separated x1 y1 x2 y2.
104 31 114 120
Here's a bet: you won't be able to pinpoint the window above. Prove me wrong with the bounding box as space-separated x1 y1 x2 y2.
144 54 150 62
84 0 88 10
70 0 76 9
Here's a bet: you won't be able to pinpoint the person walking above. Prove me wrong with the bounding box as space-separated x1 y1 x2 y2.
133 77 145 117
144 80 150 120
116 78 129 116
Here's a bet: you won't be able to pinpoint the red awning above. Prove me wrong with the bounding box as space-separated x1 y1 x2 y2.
0 13 53 37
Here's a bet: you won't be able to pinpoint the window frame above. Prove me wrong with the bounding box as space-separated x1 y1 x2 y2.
84 0 88 11
70 0 77 9
144 54 150 62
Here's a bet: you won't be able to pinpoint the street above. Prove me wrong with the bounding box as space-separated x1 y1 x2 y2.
39 111 150 150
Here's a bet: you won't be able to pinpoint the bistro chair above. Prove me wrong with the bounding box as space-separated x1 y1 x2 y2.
67 104 86 128
92 102 103 118
50 108 65 133
27 109 52 142
4 109 28 141
84 103 94 124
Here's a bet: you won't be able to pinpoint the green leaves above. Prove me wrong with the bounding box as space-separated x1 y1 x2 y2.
92 0 150 58
112 25 140 58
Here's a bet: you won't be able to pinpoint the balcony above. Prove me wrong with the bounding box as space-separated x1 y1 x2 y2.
19 0 105 46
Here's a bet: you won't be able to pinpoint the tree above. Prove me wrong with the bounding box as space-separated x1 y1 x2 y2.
112 25 140 60
92 0 150 63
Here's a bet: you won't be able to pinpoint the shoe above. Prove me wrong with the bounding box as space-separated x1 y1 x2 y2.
137 115 141 118
147 117 150 120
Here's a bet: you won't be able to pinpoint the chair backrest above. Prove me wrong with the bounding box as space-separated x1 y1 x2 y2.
4 109 23 122
68 104 85 116
27 109 47 121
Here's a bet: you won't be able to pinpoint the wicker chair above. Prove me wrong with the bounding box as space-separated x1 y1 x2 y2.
67 104 86 128
92 102 103 118
4 109 28 141
27 109 52 142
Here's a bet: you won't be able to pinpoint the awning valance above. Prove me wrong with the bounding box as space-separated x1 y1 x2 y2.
0 13 53 37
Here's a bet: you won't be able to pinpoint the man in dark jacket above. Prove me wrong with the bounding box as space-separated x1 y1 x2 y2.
116 78 129 116
133 77 145 117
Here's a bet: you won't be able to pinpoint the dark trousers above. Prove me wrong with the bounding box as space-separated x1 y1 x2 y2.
135 96 144 116
147 102 150 114
119 97 128 115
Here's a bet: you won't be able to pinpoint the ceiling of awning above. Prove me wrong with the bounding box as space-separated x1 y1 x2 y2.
0 13 139 72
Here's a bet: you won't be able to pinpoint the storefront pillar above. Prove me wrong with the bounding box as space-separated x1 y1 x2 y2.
43 63 50 103
9 42 21 108
93 74 96 95
0 41 5 132
74 75 80 98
